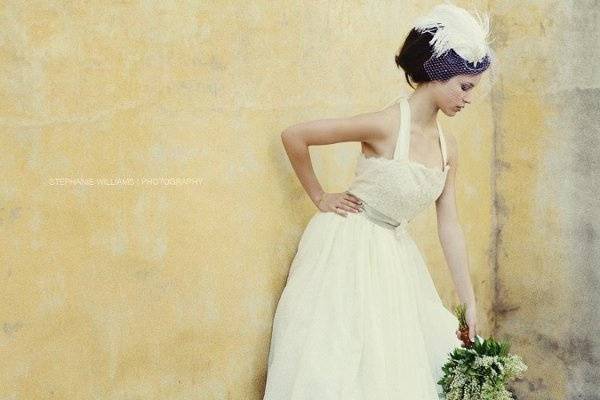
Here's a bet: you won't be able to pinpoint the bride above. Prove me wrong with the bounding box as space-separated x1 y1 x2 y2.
263 3 494 399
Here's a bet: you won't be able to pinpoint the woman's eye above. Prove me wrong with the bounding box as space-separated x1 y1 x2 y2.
462 85 470 91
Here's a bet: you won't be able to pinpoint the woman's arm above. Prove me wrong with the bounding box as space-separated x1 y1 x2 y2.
281 110 388 207
435 131 477 337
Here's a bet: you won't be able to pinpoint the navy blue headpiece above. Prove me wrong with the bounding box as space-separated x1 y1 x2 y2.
413 2 493 81
423 48 491 81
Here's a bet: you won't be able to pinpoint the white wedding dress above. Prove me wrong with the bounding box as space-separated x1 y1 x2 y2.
263 96 462 399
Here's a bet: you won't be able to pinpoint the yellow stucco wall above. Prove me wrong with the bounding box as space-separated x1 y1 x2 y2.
2 1 596 399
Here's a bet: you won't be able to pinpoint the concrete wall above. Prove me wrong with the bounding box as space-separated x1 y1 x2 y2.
488 1 600 398
0 1 597 399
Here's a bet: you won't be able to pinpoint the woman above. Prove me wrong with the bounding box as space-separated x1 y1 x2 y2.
263 3 494 399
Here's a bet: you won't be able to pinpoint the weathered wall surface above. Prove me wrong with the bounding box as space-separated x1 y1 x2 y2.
488 1 600 399
1 1 596 399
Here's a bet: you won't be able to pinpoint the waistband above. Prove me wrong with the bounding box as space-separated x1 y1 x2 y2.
359 201 408 234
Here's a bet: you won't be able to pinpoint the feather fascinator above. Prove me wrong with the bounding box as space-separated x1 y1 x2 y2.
413 1 491 66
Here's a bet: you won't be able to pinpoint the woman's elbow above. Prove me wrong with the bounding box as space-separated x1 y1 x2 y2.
281 127 305 147
281 125 296 140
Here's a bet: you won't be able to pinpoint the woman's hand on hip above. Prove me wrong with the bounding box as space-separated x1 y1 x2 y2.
317 191 363 216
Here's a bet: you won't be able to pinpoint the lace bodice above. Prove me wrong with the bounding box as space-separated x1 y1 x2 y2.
346 96 450 228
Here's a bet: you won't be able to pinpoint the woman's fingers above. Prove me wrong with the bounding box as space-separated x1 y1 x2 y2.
339 203 356 214
334 206 348 217
469 323 476 341
341 199 362 212
345 192 363 205
334 192 366 216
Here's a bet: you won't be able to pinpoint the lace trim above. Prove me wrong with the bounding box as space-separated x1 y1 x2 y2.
358 152 450 174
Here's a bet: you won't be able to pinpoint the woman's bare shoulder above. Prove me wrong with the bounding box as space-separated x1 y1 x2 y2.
283 103 396 147
372 101 401 135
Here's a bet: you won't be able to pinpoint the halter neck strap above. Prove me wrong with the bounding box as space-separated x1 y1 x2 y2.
393 97 410 161
393 96 448 171
437 118 448 169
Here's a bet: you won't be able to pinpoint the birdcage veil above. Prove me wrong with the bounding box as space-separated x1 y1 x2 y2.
386 0 500 106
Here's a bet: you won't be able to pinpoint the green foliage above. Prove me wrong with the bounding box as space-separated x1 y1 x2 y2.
454 303 468 329
437 305 528 399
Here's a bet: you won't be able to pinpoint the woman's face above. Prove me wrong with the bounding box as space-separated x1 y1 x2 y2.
434 73 483 116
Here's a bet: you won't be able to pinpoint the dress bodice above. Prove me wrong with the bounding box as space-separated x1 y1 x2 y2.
346 96 450 228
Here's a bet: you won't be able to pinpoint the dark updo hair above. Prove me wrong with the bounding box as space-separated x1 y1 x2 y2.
395 27 439 89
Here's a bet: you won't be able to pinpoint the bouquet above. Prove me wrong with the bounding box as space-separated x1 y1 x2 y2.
437 304 528 400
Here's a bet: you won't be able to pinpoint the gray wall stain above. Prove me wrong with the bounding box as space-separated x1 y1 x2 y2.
491 1 600 398
3 321 24 336
559 87 600 399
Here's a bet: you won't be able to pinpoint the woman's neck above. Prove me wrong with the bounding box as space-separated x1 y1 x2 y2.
407 89 440 136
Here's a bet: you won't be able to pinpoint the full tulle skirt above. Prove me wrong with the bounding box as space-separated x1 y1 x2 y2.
263 210 462 399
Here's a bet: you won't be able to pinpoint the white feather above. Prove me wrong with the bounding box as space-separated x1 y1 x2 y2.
413 1 491 65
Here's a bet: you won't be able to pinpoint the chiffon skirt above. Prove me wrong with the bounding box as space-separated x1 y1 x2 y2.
263 210 462 400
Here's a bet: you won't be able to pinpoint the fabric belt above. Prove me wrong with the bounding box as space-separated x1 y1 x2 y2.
359 201 409 239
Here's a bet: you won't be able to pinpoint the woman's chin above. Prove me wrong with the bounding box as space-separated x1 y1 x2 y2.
441 107 458 117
